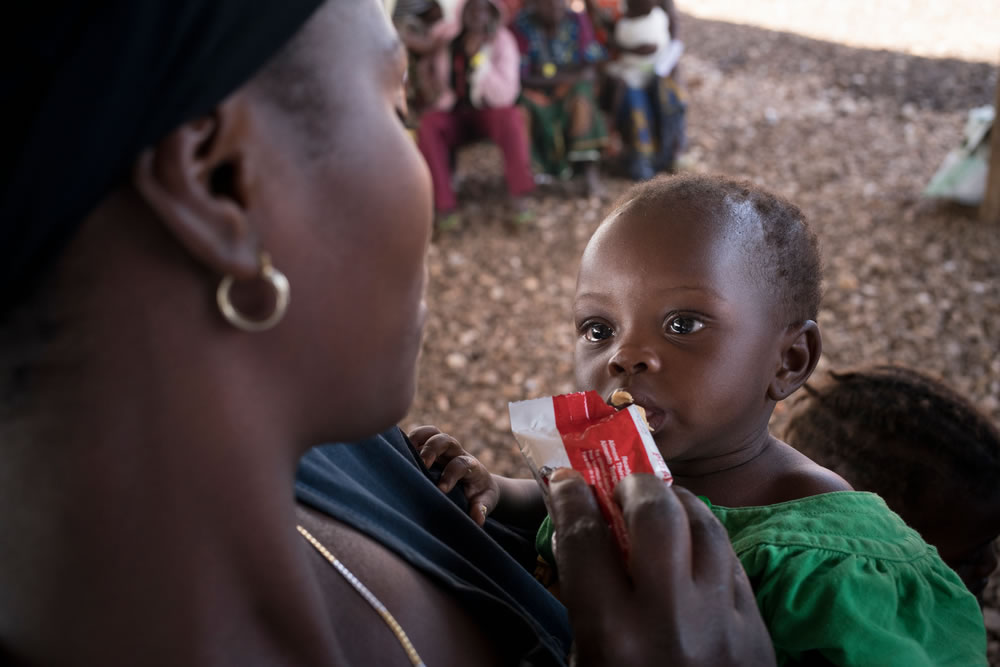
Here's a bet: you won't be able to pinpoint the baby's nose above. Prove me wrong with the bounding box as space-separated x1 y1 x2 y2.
608 342 661 376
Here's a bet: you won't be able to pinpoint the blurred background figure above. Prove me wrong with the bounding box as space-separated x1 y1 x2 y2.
582 0 621 46
605 0 686 180
393 0 449 120
416 0 536 230
785 365 1000 603
511 0 609 196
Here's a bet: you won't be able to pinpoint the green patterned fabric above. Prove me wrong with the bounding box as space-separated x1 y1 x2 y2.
519 80 608 178
536 491 986 666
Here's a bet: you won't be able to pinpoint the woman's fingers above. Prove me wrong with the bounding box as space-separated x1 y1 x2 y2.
672 489 760 615
615 475 692 593
673 488 738 585
677 493 776 666
548 469 629 636
553 472 776 666
672 487 737 585
553 473 775 667
618 479 750 608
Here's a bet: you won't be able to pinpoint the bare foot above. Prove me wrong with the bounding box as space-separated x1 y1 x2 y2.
509 196 535 226
435 211 462 232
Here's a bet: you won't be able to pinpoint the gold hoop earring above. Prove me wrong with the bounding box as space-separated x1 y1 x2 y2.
216 252 290 332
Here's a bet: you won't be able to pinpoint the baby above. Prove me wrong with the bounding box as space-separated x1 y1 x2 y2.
411 173 988 665
785 364 1000 603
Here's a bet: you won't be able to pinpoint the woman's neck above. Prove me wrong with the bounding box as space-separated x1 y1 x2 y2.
0 308 337 664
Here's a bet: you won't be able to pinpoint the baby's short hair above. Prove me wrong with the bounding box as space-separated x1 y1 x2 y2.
785 365 1000 507
612 174 822 326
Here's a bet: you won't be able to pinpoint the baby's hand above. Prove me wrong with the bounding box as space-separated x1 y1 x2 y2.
408 425 500 527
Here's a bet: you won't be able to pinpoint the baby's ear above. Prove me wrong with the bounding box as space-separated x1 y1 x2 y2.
768 320 822 401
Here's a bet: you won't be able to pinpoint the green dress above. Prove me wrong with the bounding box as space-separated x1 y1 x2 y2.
535 491 986 666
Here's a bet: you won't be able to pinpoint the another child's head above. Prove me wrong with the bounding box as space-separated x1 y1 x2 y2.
574 173 822 464
421 2 444 24
534 0 567 28
626 0 657 17
463 0 501 34
393 0 444 24
785 365 1000 600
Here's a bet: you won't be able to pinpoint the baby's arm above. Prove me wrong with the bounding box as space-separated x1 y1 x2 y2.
408 425 546 529
492 475 548 530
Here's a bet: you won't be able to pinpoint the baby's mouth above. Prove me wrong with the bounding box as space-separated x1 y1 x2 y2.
607 388 666 433
640 406 666 433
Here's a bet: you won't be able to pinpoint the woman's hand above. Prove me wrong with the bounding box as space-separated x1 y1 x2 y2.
408 425 500 526
548 471 776 667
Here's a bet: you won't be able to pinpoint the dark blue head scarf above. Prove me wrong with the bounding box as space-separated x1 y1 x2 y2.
1 1 323 308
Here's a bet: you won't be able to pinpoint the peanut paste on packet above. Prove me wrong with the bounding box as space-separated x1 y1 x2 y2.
508 390 672 559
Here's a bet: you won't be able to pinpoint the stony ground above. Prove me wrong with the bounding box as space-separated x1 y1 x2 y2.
401 5 1000 660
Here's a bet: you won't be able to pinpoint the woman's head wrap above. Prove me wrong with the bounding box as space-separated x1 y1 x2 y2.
1 1 323 308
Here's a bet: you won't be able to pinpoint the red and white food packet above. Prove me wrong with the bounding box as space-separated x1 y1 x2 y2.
509 390 672 559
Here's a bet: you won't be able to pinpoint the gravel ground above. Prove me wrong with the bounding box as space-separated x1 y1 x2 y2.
683 0 1000 62
401 7 1000 662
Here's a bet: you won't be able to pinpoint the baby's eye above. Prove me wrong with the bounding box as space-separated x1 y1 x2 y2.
666 316 705 335
582 321 614 342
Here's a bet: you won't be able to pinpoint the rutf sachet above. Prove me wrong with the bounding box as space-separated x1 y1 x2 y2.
509 390 672 560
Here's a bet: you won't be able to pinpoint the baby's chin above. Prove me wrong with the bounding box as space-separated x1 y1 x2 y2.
651 431 686 464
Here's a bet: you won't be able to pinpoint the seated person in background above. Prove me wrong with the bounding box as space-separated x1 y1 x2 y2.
511 0 609 196
784 364 1000 603
416 0 535 230
395 0 458 56
394 0 477 117
606 0 667 90
606 0 685 180
498 0 524 21
582 0 621 47
393 0 448 117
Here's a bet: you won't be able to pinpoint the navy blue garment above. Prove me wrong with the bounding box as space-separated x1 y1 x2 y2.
2 0 322 309
296 427 571 666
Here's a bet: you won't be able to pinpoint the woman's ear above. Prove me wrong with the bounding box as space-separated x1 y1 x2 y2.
768 320 822 401
132 93 259 280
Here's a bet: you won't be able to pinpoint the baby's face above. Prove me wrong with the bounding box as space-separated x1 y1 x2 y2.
573 203 784 463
